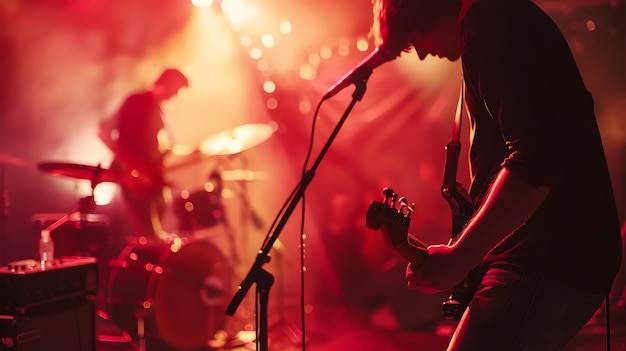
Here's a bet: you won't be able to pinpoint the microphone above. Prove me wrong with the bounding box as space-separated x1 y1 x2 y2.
323 45 398 100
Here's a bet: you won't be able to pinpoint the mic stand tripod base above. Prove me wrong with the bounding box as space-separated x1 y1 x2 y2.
225 262 276 351
256 267 275 351
269 318 304 347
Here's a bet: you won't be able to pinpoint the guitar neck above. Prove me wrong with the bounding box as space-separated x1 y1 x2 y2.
366 197 428 268
444 182 475 240
398 241 428 268
379 226 428 268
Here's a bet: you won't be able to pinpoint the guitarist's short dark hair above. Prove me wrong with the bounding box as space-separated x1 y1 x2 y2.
155 68 189 90
370 0 461 52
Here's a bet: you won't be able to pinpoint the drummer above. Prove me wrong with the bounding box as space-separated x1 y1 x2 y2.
98 68 189 240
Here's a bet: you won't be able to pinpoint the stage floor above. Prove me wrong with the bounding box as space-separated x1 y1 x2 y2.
95 302 626 351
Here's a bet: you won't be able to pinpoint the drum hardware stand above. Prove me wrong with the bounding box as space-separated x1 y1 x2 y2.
193 168 242 266
137 307 147 351
217 198 241 266
210 160 264 266
0 164 9 265
215 157 265 232
226 69 371 351
42 194 97 253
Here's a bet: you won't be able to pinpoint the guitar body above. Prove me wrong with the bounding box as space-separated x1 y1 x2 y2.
110 158 167 199
441 182 478 321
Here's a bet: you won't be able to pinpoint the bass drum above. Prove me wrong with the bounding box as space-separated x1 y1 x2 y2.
106 237 232 350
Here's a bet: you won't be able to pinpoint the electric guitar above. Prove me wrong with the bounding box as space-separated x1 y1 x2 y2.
366 185 477 321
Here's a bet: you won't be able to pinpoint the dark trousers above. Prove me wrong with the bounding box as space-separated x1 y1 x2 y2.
448 267 605 350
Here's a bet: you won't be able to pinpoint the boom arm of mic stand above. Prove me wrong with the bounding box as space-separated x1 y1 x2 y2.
225 72 371 322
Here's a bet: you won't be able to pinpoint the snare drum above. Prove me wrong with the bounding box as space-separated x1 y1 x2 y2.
106 237 232 350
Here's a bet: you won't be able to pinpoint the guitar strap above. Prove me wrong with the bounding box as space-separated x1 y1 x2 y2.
453 80 465 144
441 79 465 203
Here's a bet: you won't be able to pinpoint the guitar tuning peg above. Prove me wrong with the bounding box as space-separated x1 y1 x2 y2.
398 197 408 214
382 187 397 207
407 202 415 218
397 197 415 217
383 187 395 199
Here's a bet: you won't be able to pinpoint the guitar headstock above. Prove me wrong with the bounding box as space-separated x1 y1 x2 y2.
366 187 415 248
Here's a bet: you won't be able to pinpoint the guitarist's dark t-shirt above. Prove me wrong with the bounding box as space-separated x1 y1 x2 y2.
460 0 621 294
111 91 166 199
115 92 164 167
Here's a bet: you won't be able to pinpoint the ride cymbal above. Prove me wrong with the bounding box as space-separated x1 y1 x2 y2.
199 123 275 156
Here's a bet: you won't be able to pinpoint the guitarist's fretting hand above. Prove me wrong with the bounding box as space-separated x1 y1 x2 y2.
366 188 428 268
366 187 476 295
405 244 473 294
406 168 550 295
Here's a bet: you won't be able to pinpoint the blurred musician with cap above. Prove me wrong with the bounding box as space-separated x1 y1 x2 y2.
98 68 189 239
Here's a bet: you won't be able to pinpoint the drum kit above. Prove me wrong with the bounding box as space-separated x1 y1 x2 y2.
31 123 276 351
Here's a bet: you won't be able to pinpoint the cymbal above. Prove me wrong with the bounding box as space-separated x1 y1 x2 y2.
199 123 275 156
220 169 268 181
0 152 31 168
37 161 121 184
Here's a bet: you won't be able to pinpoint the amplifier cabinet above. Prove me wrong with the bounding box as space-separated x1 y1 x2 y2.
0 297 95 351
0 257 98 350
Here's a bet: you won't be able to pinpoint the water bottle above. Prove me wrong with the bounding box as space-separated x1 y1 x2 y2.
39 229 54 267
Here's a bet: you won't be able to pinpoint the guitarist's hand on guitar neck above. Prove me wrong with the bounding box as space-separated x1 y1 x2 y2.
365 187 428 269
366 188 473 295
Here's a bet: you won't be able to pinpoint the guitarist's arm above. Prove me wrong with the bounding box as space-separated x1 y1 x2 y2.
407 168 550 293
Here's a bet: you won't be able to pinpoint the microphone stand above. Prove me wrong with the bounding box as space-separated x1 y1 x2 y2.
225 69 372 351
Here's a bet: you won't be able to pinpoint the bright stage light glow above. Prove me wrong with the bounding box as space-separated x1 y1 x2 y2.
94 182 117 206
250 47 262 59
263 80 276 93
190 0 213 8
299 64 315 80
279 20 292 34
221 0 257 27
261 33 275 48
356 39 369 51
